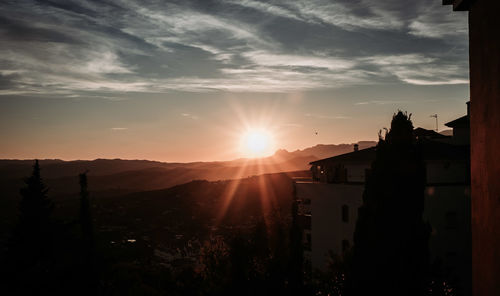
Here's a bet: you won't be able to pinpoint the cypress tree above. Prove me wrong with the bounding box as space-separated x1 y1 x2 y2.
11 160 54 265
78 171 99 293
6 160 54 292
350 111 430 296
79 171 94 260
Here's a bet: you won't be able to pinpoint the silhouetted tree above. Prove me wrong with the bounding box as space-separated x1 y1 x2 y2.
6 160 55 292
78 171 99 292
313 250 352 296
268 220 289 294
228 235 251 295
349 111 430 296
79 171 94 255
250 218 270 285
200 236 231 295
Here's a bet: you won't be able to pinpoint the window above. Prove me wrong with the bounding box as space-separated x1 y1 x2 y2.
342 205 349 223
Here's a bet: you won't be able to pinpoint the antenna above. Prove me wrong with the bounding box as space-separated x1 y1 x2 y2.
430 114 438 131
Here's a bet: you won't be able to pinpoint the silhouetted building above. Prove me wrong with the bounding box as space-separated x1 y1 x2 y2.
295 105 471 295
444 102 470 145
443 1 500 295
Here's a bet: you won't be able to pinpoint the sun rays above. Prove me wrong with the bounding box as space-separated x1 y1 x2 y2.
240 128 275 158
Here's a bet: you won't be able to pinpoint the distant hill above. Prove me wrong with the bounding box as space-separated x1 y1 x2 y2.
0 172 299 248
0 141 376 195
274 141 377 160
0 141 376 245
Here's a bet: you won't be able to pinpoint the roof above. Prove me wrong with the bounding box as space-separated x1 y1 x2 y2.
445 115 469 128
310 139 469 165
443 0 472 11
310 147 377 165
413 127 449 139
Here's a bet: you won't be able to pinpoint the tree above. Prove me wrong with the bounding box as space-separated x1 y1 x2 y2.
349 111 430 296
79 171 94 261
5 160 55 292
11 160 54 264
78 171 99 292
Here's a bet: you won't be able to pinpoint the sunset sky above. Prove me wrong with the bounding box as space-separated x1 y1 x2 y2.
0 0 469 162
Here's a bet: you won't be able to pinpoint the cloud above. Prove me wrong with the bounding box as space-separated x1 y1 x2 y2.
181 113 199 120
243 51 355 70
361 54 469 85
407 3 468 39
224 0 305 22
355 100 410 105
110 127 128 131
0 0 469 96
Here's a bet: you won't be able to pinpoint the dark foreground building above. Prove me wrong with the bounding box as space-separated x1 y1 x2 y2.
296 108 471 295
443 1 500 295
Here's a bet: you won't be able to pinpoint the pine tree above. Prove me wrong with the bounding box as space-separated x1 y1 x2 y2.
11 160 54 265
6 160 55 292
79 171 94 259
349 111 430 296
78 171 98 292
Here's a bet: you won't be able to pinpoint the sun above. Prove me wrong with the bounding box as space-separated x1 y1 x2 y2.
240 128 275 157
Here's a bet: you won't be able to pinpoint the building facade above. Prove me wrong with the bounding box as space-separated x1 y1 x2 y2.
295 107 471 294
442 2 500 295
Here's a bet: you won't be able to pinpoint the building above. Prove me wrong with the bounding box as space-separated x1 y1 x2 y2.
442 2 500 295
295 105 471 294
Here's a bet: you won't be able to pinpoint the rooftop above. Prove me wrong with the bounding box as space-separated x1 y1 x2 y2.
310 147 377 165
442 0 472 11
310 138 469 165
414 127 450 139
445 115 470 128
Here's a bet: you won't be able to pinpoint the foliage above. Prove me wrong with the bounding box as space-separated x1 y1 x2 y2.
350 111 430 296
0 163 306 295
311 250 352 296
3 160 56 293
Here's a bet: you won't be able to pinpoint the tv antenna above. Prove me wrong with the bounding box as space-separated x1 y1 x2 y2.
430 114 438 131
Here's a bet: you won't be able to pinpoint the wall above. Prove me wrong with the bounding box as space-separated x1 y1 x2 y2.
453 127 470 145
426 160 468 184
424 185 471 295
346 163 371 183
468 1 500 295
295 182 364 270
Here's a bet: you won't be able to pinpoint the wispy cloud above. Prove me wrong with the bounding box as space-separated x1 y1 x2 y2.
355 100 410 105
110 127 128 131
361 54 469 85
0 0 468 96
181 113 199 120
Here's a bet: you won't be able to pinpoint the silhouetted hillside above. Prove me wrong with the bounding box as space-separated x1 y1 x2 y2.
272 141 376 160
0 141 374 180
1 172 296 252
0 142 374 197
